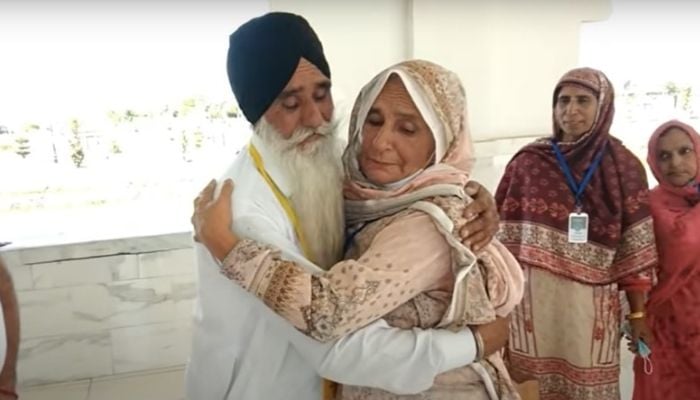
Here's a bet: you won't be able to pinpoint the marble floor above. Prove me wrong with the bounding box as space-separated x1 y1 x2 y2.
16 348 636 400
18 367 185 400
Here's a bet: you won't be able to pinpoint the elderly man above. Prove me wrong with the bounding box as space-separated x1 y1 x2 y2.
185 12 505 400
0 258 19 400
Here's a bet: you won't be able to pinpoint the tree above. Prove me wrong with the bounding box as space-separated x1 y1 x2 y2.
179 98 199 118
110 140 122 155
69 118 85 168
180 130 189 161
665 82 680 108
225 103 239 118
680 87 693 112
14 123 40 159
193 129 204 149
106 111 125 158
663 82 694 112
124 109 138 122
107 110 123 126
23 123 40 133
206 102 224 121
14 135 30 158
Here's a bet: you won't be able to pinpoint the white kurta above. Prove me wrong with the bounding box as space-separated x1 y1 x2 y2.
185 134 477 400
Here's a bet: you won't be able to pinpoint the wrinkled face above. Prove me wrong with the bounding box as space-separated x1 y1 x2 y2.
657 127 698 187
358 75 436 185
555 85 599 141
262 58 334 151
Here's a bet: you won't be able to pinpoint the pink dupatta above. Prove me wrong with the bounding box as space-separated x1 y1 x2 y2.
646 120 700 313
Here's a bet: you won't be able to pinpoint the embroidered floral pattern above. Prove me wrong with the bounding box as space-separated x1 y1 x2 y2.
498 221 656 284
219 195 522 399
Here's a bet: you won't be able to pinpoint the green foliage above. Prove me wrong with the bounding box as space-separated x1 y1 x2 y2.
70 118 80 135
193 129 204 149
180 130 189 161
225 103 239 118
680 87 693 111
206 103 224 120
107 110 122 126
14 135 30 158
179 98 199 118
23 123 40 133
110 140 122 155
69 118 85 167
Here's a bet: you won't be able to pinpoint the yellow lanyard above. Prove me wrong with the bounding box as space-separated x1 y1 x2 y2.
248 143 312 258
249 143 336 400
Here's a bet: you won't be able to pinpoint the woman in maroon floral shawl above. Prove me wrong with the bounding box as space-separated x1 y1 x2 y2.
495 67 658 400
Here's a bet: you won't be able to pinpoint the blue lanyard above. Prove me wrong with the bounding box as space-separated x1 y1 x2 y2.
551 140 608 210
343 222 369 255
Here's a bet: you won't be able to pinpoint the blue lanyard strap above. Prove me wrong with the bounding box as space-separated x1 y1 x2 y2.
551 140 608 209
343 217 384 255
343 222 367 256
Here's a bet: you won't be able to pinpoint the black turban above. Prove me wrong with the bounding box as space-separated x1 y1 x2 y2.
227 12 331 124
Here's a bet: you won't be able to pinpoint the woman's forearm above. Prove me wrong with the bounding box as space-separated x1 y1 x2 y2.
625 290 647 314
203 230 239 262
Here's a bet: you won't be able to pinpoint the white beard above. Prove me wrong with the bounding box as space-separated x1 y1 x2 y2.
255 118 345 270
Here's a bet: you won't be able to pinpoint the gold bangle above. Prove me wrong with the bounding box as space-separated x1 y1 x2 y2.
627 311 645 320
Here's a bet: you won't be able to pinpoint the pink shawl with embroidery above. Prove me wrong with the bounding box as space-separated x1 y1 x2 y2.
341 59 523 317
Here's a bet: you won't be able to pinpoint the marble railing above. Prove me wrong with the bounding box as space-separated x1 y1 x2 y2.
1 233 197 387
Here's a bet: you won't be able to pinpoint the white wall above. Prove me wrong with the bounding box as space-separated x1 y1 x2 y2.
413 0 611 141
269 0 611 142
269 0 412 134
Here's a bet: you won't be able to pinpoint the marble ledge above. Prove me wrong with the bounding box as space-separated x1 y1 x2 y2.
2 231 194 266
25 248 196 290
30 254 140 290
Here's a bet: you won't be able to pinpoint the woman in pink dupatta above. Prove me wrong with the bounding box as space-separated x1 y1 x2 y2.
632 120 700 400
193 60 525 399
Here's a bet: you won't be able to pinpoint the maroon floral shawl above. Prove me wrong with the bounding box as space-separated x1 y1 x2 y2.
495 68 658 285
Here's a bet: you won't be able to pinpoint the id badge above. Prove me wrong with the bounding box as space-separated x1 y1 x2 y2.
568 212 589 243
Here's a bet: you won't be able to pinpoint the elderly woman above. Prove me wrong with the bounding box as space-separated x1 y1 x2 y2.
495 67 658 400
193 60 525 399
632 120 700 400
